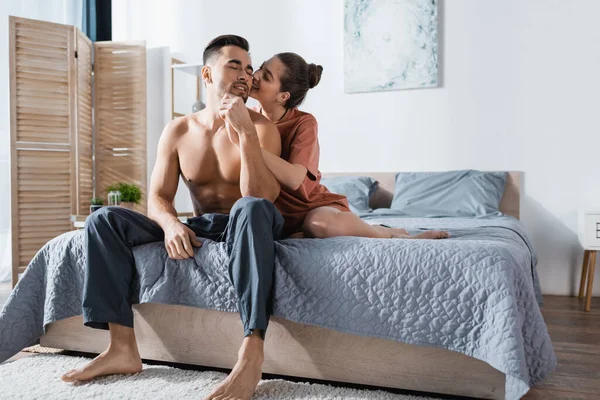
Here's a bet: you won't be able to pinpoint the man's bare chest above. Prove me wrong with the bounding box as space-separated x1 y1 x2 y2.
177 130 241 185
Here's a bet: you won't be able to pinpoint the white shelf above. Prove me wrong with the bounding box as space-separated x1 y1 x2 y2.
172 63 203 77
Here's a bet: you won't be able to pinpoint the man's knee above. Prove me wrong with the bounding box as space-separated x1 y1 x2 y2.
231 196 274 219
85 206 122 229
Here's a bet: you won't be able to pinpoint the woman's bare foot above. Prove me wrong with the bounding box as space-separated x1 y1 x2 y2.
61 344 142 382
387 227 410 238
204 333 264 400
412 230 450 239
373 225 409 238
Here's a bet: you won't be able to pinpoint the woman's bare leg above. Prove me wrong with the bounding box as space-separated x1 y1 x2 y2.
302 207 448 239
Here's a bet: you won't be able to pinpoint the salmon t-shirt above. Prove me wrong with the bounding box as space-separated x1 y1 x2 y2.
255 107 350 236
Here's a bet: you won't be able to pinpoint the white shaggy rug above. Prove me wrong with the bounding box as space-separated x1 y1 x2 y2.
0 354 444 399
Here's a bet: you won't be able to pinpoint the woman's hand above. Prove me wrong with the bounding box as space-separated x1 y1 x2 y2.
164 221 202 259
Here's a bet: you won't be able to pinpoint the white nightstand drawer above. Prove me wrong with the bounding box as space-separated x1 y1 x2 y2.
581 212 600 249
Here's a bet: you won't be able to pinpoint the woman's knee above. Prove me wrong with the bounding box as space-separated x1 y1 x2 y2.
303 208 340 238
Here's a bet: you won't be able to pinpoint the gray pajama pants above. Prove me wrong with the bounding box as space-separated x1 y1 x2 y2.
82 196 284 340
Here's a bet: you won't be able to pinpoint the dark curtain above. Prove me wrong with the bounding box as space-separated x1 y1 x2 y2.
83 0 111 42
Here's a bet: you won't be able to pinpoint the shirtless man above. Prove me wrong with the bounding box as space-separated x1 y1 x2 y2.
61 35 283 400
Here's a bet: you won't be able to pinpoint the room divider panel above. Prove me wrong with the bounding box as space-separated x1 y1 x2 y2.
9 16 146 287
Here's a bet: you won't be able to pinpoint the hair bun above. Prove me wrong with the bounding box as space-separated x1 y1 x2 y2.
308 64 323 89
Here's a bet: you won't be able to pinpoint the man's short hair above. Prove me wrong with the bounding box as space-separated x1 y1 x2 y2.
203 35 250 65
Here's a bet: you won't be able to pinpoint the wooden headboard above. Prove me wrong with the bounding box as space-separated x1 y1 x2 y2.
321 172 522 220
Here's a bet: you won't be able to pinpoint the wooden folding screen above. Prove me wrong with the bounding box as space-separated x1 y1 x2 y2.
94 42 147 214
9 16 146 287
75 30 94 217
9 17 75 286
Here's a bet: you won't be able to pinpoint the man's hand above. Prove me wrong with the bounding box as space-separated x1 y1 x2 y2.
219 94 255 136
164 221 202 260
225 122 240 146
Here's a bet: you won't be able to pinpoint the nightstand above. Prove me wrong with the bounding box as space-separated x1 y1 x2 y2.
578 210 600 311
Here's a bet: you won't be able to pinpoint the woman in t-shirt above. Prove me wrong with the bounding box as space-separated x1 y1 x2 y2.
250 52 448 240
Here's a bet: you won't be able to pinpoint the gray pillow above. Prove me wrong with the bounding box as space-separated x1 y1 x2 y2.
390 170 507 217
321 176 378 214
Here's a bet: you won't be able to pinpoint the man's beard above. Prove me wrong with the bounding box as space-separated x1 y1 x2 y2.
230 90 248 103
227 83 249 102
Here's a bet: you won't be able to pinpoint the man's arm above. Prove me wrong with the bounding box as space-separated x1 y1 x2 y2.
148 120 181 229
238 117 281 202
148 119 201 259
220 95 281 202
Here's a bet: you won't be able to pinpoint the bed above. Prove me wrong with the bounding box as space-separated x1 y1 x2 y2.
0 172 556 400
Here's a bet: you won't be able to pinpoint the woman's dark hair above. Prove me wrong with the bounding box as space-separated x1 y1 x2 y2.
203 35 249 65
276 52 323 109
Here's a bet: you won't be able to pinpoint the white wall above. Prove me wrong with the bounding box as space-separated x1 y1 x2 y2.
112 0 600 296
0 0 82 282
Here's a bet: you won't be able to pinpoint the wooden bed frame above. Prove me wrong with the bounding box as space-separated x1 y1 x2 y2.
40 172 521 399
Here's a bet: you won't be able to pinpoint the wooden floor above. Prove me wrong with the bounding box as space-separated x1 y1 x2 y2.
523 296 600 399
2 289 599 399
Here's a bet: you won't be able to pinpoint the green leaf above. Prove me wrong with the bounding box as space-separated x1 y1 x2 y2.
105 182 142 204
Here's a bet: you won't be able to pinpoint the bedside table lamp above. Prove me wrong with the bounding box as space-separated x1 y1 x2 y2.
579 209 600 311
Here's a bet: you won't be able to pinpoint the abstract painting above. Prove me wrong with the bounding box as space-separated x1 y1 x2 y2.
344 0 438 93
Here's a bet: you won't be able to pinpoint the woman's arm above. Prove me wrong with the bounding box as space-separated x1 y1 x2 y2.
261 148 308 191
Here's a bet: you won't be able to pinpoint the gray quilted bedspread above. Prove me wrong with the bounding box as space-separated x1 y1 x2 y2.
0 215 556 399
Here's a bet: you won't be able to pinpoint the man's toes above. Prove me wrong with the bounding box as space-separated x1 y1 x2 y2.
61 372 74 382
204 389 224 400
61 369 82 382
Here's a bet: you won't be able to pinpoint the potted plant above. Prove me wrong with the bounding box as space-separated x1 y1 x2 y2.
106 183 142 210
90 198 104 213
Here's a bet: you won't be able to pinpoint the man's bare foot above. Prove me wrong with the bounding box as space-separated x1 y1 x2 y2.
204 333 264 400
412 230 450 239
203 358 262 400
61 344 142 382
